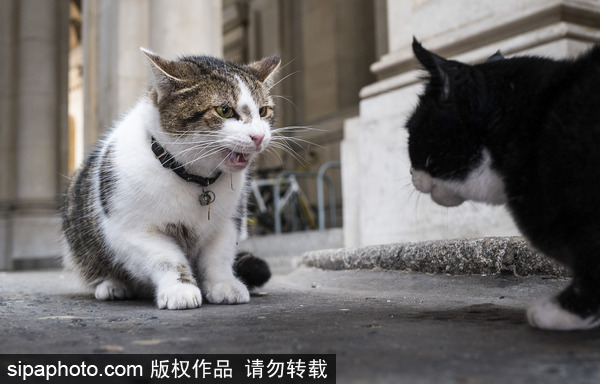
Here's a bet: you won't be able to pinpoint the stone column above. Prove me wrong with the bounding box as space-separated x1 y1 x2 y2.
82 0 223 145
343 0 600 247
0 0 19 269
150 0 222 58
0 0 70 268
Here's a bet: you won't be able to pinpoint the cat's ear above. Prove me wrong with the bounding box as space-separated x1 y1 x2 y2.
246 56 281 83
412 38 455 101
141 48 183 102
486 50 504 62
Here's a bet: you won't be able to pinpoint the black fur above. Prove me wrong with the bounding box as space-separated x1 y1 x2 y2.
233 251 271 289
99 144 117 216
407 39 600 322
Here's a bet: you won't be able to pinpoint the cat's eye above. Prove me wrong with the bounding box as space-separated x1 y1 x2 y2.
215 106 234 118
259 106 269 118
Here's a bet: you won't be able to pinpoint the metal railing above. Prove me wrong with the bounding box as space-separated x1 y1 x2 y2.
316 161 341 231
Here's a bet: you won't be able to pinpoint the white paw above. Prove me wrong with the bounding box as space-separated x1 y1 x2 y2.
95 280 130 300
204 279 250 304
156 283 202 310
527 296 600 331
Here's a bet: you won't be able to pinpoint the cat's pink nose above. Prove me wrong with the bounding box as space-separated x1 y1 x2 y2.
251 134 264 148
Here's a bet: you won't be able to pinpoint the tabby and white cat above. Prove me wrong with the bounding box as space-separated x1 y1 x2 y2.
62 50 279 309
408 38 600 330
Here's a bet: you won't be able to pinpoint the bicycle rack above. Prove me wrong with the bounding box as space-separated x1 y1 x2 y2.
249 162 341 235
316 161 341 231
268 162 340 234
273 171 312 234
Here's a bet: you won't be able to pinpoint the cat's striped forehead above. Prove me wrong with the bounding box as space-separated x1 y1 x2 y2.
149 55 274 133
166 56 268 106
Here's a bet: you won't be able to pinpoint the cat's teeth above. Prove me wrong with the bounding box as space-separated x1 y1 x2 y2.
231 152 251 165
237 153 249 162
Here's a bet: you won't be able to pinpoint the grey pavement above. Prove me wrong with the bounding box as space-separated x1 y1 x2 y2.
1 236 600 383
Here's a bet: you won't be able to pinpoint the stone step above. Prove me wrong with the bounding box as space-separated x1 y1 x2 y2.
302 236 570 278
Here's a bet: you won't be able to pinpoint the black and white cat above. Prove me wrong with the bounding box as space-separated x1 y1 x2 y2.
62 50 279 309
407 38 600 330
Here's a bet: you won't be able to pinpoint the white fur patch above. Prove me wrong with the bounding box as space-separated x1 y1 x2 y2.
236 76 261 121
156 283 202 310
411 149 507 207
95 279 131 300
456 150 507 205
527 296 600 331
204 280 250 304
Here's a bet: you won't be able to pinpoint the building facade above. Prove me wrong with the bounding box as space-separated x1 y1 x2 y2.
1 0 599 268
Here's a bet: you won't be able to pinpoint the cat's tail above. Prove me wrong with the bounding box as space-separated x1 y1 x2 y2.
234 251 271 289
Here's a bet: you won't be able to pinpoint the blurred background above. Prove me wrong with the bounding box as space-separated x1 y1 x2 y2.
1 0 599 270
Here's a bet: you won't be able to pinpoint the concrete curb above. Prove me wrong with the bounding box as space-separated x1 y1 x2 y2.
301 236 570 278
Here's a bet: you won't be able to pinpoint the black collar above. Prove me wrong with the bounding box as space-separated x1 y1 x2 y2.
151 136 222 187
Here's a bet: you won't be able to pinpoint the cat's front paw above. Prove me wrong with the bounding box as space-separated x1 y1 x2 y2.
156 283 202 310
527 296 600 331
204 279 250 304
95 280 130 300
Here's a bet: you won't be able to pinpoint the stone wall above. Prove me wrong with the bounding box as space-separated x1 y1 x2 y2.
0 0 70 269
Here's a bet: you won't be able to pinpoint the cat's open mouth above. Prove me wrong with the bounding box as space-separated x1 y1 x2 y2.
228 151 252 168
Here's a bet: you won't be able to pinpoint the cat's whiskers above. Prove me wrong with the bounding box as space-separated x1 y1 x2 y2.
413 192 422 221
269 126 323 160
170 146 219 165
274 56 299 73
466 200 482 214
274 135 322 149
401 180 416 193
267 70 299 91
179 149 223 169
150 109 319 176
262 146 285 165
206 145 241 175
271 94 299 111
396 172 432 221
162 132 226 144
177 145 229 170
265 139 307 166
147 133 228 171
162 132 229 152
173 130 198 145
273 127 321 147
270 125 322 134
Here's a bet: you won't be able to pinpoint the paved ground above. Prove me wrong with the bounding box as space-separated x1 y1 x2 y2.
2 266 600 383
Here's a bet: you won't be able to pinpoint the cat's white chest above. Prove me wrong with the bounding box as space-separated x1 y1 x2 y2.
138 169 243 227
104 100 245 231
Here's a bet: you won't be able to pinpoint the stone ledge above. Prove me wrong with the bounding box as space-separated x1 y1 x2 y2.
301 236 570 278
